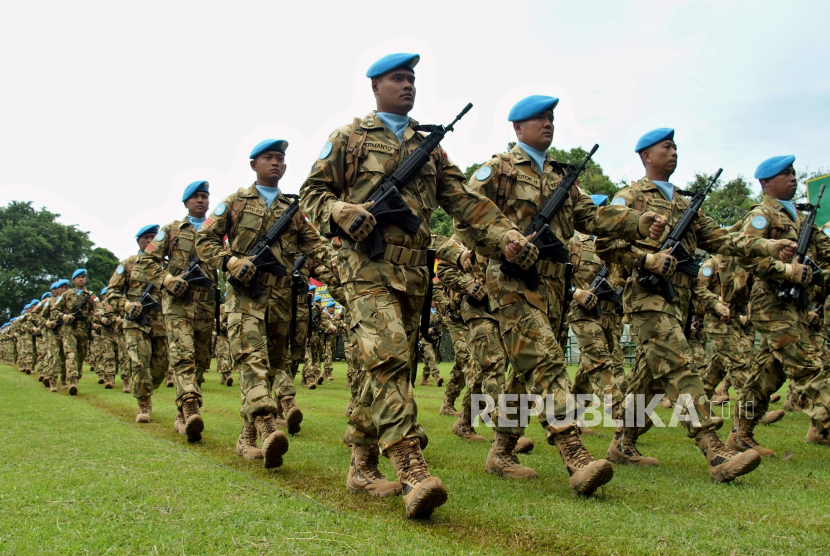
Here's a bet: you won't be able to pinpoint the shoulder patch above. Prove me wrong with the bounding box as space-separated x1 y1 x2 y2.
701 267 713 277
751 215 768 230
213 202 227 217
475 166 492 181
611 197 626 206
116 265 124 275
154 230 165 242
320 141 333 160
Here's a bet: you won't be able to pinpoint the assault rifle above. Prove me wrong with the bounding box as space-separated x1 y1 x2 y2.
778 183 826 308
228 197 299 298
357 104 473 259
70 292 91 322
557 263 575 343
501 144 599 289
586 265 623 318
180 256 213 303
126 283 162 327
289 255 308 345
809 302 825 333
637 169 722 300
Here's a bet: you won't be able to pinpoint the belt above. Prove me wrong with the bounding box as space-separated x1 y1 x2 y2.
489 257 565 278
259 274 290 288
189 290 216 302
753 280 778 292
382 244 428 266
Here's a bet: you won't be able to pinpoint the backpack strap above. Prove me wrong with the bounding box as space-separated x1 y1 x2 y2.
630 181 647 212
569 237 584 272
344 118 368 195
495 154 516 211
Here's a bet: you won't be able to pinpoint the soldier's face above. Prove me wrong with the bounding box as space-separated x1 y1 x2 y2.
57 285 69 295
137 232 155 252
642 140 678 176
513 111 554 151
372 70 415 115
761 167 797 201
74 275 87 288
251 151 286 185
185 191 210 219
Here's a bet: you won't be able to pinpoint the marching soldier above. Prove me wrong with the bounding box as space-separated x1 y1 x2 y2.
215 304 233 387
419 302 444 386
49 269 95 396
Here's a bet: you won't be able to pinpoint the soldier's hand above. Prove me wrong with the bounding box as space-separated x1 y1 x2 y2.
767 239 797 262
124 301 143 319
782 261 811 285
643 249 677 277
163 274 189 297
573 288 598 310
115 317 124 325
715 301 730 322
100 317 111 326
45 320 56 330
466 280 487 301
92 323 103 332
459 249 472 270
639 212 669 242
808 308 821 326
501 230 538 270
227 256 257 284
739 315 749 327
332 201 376 241
61 314 75 325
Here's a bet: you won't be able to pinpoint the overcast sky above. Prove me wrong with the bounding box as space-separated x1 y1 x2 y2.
1 0 827 261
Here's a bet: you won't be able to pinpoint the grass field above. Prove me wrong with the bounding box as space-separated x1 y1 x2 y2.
1 361 828 555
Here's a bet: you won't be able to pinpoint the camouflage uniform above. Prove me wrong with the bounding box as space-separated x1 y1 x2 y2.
215 305 233 385
135 217 218 410
304 302 324 383
41 298 66 389
321 310 339 379
93 300 119 386
433 285 468 404
420 309 443 383
49 288 95 384
686 289 709 377
16 312 35 373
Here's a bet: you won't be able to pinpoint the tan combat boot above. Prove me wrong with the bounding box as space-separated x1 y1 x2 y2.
325 369 333 381
726 416 775 457
514 436 534 453
315 371 324 386
769 393 781 404
136 396 152 423
225 374 233 387
452 410 485 442
783 390 801 412
710 394 730 405
388 438 447 519
805 424 830 446
606 427 659 466
121 377 130 394
219 375 227 386
60 377 68 390
43 377 50 388
38 374 45 382
235 420 263 459
760 409 785 426
307 380 316 390
485 432 538 479
579 425 597 435
174 411 186 435
696 427 761 482
551 424 614 495
104 376 114 389
346 444 403 497
280 396 303 435
68 377 78 396
49 381 58 393
420 374 430 386
165 371 174 388
254 413 289 469
436 375 444 387
438 393 460 416
181 394 204 443
658 396 673 409
97 375 105 384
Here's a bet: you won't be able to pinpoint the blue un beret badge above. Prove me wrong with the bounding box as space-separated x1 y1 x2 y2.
155 230 165 242
320 141 333 160
751 215 768 230
701 267 713 277
475 166 492 181
116 265 124 275
611 197 626 206
214 203 226 217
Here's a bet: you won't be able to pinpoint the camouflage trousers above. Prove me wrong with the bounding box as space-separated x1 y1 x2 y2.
464 315 506 419
345 330 358 385
165 314 212 409
44 329 66 386
569 313 627 421
623 312 715 438
90 335 104 378
61 325 89 381
344 281 427 453
310 334 324 371
117 332 130 380
492 300 573 442
97 332 118 381
687 329 707 377
700 324 754 398
421 341 440 379
227 312 294 421
302 344 318 384
17 332 35 371
444 318 469 404
323 334 336 373
125 325 169 398
215 334 232 379
35 335 46 374
738 320 830 433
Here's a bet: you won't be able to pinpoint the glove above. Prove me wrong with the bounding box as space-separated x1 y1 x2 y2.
227 256 257 285
459 249 472 270
466 280 487 301
739 315 749 327
643 249 677 277
45 320 57 330
767 239 797 262
100 317 111 326
808 308 821 326
573 288 598 310
163 274 189 297
782 261 811 285
714 301 730 321
331 201 376 241
501 229 539 270
61 314 75 325
92 323 103 332
124 301 143 319
639 211 669 242
115 317 124 326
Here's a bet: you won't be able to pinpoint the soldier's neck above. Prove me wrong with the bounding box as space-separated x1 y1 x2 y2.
645 168 674 182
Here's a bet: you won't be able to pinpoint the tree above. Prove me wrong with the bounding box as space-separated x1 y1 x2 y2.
429 207 454 237
84 247 120 296
0 201 93 320
546 146 619 198
686 173 755 227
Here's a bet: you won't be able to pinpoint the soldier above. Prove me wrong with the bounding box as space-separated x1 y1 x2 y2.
305 295 325 386
33 293 52 385
300 53 534 518
105 225 170 422
92 287 119 389
16 303 35 375
215 304 234 386
43 280 70 392
196 138 332 468
419 302 444 386
728 155 830 452
435 270 469 417
321 301 339 380
597 130 795 482
49 269 95 396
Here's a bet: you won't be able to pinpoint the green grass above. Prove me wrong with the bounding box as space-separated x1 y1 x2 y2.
1 362 828 555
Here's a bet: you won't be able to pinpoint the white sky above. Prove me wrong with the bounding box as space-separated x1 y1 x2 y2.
1 0 828 260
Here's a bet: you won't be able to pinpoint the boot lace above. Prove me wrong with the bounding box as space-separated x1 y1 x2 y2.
559 427 594 468
395 440 430 482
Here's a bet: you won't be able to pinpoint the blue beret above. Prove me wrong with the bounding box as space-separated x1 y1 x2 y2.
314 295 322 302
100 287 108 296
635 128 674 153
55 279 70 288
250 139 288 159
325 301 336 308
366 53 419 79
182 180 209 202
49 282 57 290
136 224 159 238
72 269 86 280
590 194 609 207
508 95 560 122
309 285 317 291
30 299 39 306
754 155 796 180
41 292 52 300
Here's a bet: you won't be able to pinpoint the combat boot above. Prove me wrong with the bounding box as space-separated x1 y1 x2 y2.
726 416 775 457
659 396 672 409
219 375 227 386
225 374 233 387
136 396 152 423
420 374 430 386
805 424 830 446
710 393 730 405
784 390 801 412
388 438 447 519
121 377 130 394
254 413 288 469
696 427 761 483
606 427 659 467
181 394 204 443
344 398 354 419
760 409 785 426
551 424 614 495
514 436 534 454
174 411 186 435
97 376 105 384
49 382 58 393
346 444 403 497
769 393 781 404
325 369 333 381
280 396 303 435
68 377 78 396
104 376 114 389
436 375 444 387
234 420 263 460
452 411 485 442
438 393 460 416
38 374 45 382
24 368 32 375
307 380 316 390
60 377 68 390
165 371 174 388
43 377 50 388
316 373 324 386
485 432 538 479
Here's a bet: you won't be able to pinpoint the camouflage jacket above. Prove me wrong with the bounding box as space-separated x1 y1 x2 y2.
737 194 830 326
105 253 163 332
134 216 218 320
597 177 777 322
299 111 516 298
49 288 95 334
436 234 491 324
698 255 751 334
196 185 330 324
566 232 624 326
